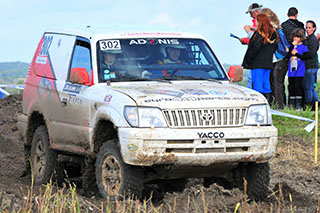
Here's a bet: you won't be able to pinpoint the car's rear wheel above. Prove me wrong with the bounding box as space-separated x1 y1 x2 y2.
95 141 143 200
30 125 57 184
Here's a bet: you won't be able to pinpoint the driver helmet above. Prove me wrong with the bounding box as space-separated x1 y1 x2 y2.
160 43 186 58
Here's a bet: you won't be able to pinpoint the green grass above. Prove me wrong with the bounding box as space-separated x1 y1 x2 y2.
272 106 319 142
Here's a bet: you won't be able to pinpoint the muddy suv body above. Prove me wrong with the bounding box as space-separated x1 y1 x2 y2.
18 25 277 200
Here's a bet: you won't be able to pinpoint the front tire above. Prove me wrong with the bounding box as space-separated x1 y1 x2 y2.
95 141 143 200
30 125 57 184
245 162 270 201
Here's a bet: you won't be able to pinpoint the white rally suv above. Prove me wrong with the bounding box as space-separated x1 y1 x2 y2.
18 25 277 201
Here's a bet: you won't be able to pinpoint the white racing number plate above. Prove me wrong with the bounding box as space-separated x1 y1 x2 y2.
99 40 121 51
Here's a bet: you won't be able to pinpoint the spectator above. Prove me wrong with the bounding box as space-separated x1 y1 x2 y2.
240 3 262 89
239 3 263 45
281 7 304 45
267 7 305 108
303 20 319 108
261 8 288 109
242 14 278 103
287 28 308 110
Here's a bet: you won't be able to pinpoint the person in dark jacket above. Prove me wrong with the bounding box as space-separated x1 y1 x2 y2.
271 7 305 108
242 14 278 102
303 20 319 108
281 7 304 45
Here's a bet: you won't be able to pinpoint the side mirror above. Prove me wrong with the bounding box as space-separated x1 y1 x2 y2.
70 67 92 86
228 65 243 82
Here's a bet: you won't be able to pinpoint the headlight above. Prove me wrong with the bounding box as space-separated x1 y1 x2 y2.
124 106 167 127
245 104 272 125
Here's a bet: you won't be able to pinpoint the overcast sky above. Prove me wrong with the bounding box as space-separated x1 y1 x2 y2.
1 0 319 65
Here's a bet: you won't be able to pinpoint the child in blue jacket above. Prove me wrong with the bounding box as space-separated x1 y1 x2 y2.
287 28 308 109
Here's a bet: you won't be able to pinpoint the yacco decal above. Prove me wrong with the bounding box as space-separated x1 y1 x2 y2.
209 90 227 95
144 96 259 103
129 39 179 45
180 89 208 96
63 83 82 94
142 90 184 98
68 94 82 105
104 94 112 104
197 132 225 139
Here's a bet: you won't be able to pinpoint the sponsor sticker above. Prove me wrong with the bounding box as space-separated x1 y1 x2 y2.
104 94 112 104
197 132 225 139
144 96 259 103
129 38 179 45
35 56 48 64
142 90 184 98
127 144 139 152
209 90 227 95
37 77 53 100
68 94 82 105
40 35 53 56
180 89 208 96
63 83 82 94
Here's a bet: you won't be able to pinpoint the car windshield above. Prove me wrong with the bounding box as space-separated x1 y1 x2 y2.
97 38 228 82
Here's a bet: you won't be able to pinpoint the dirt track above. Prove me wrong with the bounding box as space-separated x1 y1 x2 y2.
0 95 319 212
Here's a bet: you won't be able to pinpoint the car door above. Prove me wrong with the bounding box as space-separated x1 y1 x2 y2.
52 38 93 153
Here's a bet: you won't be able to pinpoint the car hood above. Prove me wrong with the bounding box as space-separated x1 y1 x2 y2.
110 81 266 108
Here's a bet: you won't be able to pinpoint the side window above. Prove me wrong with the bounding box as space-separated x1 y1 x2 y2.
69 40 92 85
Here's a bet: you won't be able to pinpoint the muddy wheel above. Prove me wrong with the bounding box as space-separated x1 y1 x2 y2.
245 162 270 201
95 141 143 200
30 125 57 184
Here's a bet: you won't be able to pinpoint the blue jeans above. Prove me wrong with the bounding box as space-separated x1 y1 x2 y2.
303 68 319 104
251 69 272 94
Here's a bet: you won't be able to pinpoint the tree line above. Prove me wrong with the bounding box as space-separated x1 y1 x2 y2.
0 62 29 84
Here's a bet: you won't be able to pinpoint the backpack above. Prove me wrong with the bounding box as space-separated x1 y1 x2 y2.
275 28 289 60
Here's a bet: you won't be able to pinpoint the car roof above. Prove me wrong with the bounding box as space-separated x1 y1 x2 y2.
45 25 205 40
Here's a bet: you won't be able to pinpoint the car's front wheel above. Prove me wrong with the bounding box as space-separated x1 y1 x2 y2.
245 162 270 201
95 141 143 200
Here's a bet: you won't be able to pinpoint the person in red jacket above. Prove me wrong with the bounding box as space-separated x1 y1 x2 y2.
239 3 263 45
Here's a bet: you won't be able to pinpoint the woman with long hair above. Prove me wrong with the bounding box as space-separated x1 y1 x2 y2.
242 13 279 102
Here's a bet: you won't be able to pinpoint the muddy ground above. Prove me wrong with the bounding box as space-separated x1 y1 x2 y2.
0 95 319 212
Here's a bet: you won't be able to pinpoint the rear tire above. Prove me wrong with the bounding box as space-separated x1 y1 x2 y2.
30 125 57 184
95 141 143 200
245 162 270 201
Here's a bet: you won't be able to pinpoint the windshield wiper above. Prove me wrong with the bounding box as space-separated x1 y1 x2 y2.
120 77 153 81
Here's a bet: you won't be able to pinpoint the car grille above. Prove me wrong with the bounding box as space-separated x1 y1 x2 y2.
163 108 247 128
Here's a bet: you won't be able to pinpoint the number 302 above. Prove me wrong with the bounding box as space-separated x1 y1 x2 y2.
99 40 121 50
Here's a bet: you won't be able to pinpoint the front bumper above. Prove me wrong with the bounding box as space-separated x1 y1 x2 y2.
118 125 278 166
